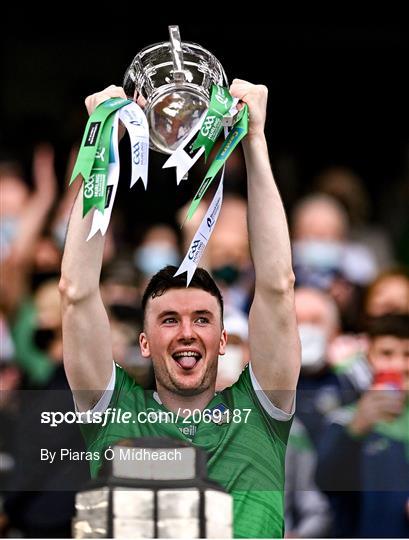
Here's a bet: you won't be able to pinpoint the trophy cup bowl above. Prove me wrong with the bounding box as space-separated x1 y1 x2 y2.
123 25 227 154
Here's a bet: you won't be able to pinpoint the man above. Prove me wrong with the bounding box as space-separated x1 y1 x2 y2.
60 80 300 538
316 314 409 537
295 286 368 447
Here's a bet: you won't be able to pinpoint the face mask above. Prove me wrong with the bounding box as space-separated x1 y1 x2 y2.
292 240 344 288
298 323 327 373
0 217 19 261
217 345 245 387
134 243 180 276
293 240 343 270
211 265 240 286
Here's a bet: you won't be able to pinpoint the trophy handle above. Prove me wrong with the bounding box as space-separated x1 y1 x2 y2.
168 25 186 83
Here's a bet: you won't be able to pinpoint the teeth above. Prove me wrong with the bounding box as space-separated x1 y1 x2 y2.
173 351 200 358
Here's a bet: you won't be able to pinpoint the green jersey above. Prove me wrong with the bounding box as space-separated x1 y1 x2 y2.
80 364 293 538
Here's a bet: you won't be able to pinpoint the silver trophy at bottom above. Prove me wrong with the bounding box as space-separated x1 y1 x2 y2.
72 437 233 538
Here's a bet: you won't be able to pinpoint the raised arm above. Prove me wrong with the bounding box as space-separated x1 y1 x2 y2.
229 80 300 412
59 85 127 411
1 145 57 317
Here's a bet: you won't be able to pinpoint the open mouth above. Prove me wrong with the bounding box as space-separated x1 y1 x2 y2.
172 350 202 370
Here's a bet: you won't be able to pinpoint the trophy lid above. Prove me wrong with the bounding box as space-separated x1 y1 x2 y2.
99 437 209 482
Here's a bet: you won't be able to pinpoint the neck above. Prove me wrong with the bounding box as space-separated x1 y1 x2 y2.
156 384 215 417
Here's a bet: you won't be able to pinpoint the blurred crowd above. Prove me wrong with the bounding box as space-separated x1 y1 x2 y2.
0 142 408 538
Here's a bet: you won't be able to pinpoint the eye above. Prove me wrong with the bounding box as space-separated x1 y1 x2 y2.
163 317 178 324
195 317 210 324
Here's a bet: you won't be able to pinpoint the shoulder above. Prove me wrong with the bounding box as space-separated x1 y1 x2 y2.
222 363 294 444
112 363 146 403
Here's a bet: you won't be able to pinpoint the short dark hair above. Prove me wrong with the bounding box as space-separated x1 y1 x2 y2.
141 265 224 325
365 314 409 340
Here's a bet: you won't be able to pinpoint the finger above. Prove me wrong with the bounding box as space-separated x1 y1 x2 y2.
103 85 127 98
85 86 127 114
231 78 251 86
229 85 251 100
134 90 147 109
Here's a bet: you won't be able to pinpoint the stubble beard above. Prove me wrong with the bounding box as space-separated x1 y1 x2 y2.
154 360 217 397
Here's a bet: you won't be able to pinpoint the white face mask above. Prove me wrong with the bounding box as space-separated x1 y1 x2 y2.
134 243 180 276
293 240 344 270
217 345 245 389
298 323 327 373
0 217 20 261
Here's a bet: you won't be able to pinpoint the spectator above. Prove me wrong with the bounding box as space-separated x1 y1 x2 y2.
207 194 255 314
364 268 409 318
316 314 409 537
177 193 255 314
295 287 367 446
215 306 250 391
1 145 57 318
291 193 379 331
2 279 89 537
0 313 21 493
133 223 181 288
313 166 395 270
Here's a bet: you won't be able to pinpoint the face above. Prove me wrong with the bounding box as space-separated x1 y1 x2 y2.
293 202 347 242
366 276 409 317
0 176 29 217
369 336 409 391
295 288 338 342
208 199 249 270
139 288 227 396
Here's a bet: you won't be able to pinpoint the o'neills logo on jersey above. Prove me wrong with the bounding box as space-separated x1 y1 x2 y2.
85 121 101 147
210 403 230 425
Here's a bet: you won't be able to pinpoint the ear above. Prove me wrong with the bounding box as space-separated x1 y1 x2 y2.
219 329 228 356
139 332 151 358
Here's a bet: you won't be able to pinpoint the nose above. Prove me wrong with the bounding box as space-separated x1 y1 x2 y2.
178 319 196 342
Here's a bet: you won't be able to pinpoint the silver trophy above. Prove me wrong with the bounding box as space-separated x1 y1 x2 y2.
123 25 227 154
72 438 233 538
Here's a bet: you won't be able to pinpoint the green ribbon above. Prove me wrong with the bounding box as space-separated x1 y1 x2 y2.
82 115 114 216
191 85 234 159
69 97 131 216
186 104 249 221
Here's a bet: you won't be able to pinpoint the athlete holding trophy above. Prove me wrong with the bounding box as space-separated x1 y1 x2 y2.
60 26 300 538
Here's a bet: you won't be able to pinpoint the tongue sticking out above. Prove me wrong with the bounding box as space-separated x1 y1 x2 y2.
176 356 198 369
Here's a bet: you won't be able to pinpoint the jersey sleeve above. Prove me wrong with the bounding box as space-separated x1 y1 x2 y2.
228 365 294 445
78 364 141 450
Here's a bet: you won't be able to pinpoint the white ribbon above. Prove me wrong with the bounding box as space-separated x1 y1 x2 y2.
162 99 238 184
87 102 149 240
118 102 149 189
163 97 240 284
174 170 224 285
162 110 207 185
